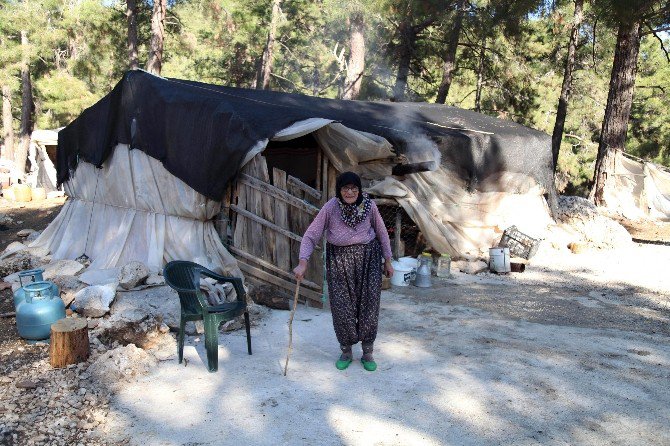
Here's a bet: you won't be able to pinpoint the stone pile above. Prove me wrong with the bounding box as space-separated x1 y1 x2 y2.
0 344 114 446
554 196 632 250
0 243 272 443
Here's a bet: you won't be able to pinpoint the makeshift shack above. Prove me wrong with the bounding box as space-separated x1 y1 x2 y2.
31 70 557 305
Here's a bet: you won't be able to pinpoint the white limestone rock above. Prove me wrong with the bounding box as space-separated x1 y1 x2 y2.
43 260 85 279
118 261 149 290
72 283 118 318
108 285 180 329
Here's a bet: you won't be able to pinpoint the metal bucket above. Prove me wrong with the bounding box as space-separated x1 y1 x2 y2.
489 247 511 274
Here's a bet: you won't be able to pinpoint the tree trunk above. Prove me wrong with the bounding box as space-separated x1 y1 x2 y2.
392 18 414 102
591 19 641 205
50 318 90 368
146 0 167 75
126 0 139 70
2 85 14 162
435 0 466 104
474 38 486 113
257 0 282 90
551 0 583 172
16 31 33 175
342 11 365 100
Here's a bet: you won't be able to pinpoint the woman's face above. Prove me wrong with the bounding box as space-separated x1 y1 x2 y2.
341 184 359 204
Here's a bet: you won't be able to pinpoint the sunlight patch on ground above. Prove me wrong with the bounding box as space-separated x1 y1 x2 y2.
328 405 443 446
380 336 434 361
427 368 505 432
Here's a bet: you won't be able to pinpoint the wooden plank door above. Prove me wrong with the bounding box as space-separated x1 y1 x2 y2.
229 154 325 307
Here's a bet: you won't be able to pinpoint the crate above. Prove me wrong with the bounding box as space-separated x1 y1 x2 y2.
498 226 540 259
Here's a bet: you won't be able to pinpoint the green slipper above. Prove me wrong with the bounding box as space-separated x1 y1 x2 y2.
336 358 352 370
361 358 377 372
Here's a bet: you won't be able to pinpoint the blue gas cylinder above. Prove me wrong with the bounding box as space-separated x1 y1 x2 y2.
16 281 65 341
13 269 45 309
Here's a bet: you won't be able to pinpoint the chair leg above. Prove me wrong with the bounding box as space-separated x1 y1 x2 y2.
244 311 252 355
204 317 219 372
178 315 186 364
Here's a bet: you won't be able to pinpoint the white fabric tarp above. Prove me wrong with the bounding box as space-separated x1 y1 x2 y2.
314 123 396 179
30 144 242 278
603 150 670 221
240 118 334 168
241 118 396 178
366 169 552 257
26 129 59 191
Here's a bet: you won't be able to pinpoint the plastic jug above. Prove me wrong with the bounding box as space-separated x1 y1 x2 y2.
16 281 65 340
418 252 433 272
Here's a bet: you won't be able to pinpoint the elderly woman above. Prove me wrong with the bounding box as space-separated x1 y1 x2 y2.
293 172 394 371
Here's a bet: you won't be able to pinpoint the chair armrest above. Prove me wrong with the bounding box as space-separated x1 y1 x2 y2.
199 269 247 303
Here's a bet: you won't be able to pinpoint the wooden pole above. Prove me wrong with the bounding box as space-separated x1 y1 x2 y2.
394 206 402 259
283 280 301 376
315 149 322 192
50 318 90 368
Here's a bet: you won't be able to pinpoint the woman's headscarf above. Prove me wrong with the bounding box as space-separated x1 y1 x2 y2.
335 171 372 228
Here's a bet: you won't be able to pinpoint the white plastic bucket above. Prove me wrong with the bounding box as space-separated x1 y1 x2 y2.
398 256 419 269
391 261 414 287
398 257 419 278
489 247 511 273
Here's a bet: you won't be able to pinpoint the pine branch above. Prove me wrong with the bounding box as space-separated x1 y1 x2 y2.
645 24 670 62
637 85 667 93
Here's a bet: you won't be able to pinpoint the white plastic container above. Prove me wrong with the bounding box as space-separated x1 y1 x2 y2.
398 256 419 270
489 247 511 273
391 261 414 287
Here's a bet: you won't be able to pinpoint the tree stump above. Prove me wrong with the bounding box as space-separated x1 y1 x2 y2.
50 318 90 368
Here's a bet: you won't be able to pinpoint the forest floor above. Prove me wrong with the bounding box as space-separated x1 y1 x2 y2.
1 197 669 445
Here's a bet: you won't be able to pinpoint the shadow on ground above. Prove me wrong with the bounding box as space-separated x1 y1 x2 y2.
98 257 670 446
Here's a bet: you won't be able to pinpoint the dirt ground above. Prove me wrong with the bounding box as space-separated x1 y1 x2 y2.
0 197 65 363
1 197 670 445
0 197 65 252
103 243 670 445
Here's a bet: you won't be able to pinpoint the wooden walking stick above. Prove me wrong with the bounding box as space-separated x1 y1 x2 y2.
283 279 301 376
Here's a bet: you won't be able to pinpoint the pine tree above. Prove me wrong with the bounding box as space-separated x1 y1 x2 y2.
591 0 670 204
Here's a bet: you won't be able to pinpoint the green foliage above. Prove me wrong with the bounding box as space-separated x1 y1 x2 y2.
627 36 670 165
34 71 96 128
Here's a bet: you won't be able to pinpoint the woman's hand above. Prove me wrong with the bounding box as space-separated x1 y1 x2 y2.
293 260 308 281
384 259 394 278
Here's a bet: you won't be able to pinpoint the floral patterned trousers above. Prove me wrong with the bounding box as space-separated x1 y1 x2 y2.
326 238 382 347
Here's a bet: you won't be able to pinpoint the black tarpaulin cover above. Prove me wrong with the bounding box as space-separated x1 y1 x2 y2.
57 70 554 202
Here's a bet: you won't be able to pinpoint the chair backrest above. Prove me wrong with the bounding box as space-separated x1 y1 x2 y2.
163 261 205 314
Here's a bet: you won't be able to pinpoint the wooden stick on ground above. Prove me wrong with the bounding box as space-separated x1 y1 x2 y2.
283 280 301 376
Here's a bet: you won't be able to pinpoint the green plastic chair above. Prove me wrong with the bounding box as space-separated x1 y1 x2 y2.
163 260 252 372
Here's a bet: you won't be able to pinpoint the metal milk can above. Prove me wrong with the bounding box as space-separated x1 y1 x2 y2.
414 256 433 288
13 268 45 309
16 281 65 341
